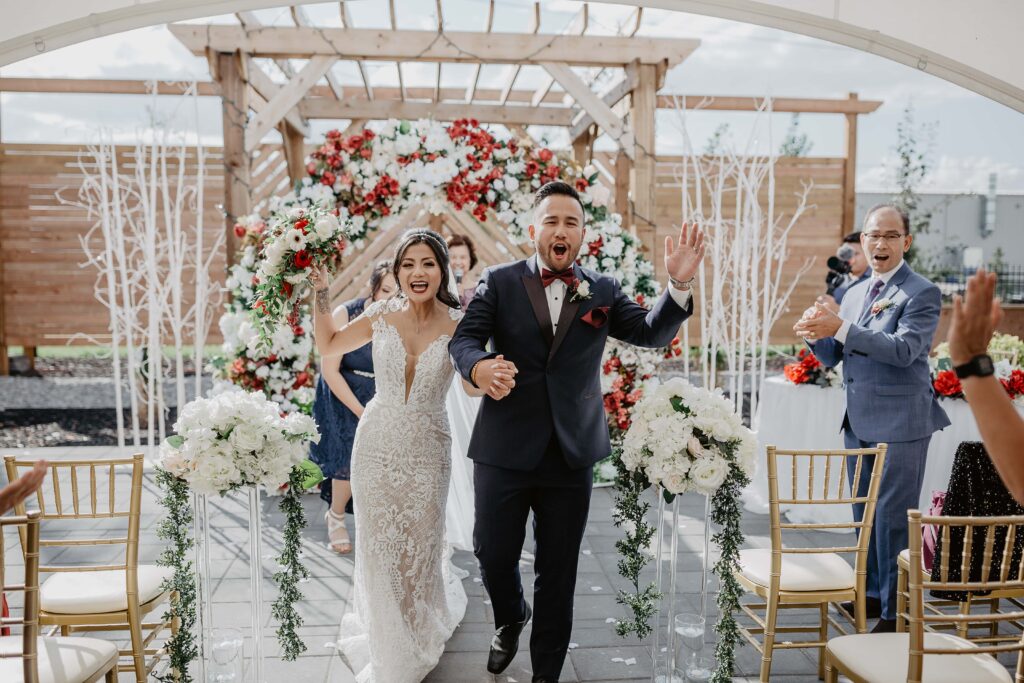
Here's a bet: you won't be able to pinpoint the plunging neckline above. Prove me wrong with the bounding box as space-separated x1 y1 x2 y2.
379 319 452 404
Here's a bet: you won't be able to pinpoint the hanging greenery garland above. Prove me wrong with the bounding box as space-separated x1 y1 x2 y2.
613 377 756 681
154 468 198 682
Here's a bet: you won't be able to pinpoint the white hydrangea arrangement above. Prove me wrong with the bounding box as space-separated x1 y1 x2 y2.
159 390 320 495
621 377 756 497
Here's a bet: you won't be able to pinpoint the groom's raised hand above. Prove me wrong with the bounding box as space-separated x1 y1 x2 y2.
664 222 706 284
472 354 518 401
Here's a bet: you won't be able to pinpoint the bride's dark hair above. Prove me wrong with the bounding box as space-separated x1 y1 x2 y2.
391 228 461 309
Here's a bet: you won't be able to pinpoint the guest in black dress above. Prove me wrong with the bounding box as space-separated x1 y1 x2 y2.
309 260 395 553
447 233 480 309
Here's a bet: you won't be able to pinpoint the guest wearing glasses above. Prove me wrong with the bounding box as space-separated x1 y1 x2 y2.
947 268 1024 504
793 203 950 632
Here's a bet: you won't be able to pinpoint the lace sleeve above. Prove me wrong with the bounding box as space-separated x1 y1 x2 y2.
362 297 402 320
448 306 464 322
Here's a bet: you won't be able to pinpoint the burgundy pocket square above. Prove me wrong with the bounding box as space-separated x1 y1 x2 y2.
581 306 610 328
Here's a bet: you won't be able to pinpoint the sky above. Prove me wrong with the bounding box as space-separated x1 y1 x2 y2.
2 0 1023 193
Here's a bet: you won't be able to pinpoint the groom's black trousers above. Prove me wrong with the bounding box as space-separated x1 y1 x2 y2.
473 436 593 680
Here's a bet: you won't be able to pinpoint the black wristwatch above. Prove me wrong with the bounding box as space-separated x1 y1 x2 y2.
954 353 995 379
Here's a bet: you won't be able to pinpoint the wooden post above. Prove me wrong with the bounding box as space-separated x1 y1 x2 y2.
572 125 594 166
630 63 657 248
615 149 632 231
280 121 308 187
429 214 444 233
218 51 251 267
843 92 859 237
25 346 36 372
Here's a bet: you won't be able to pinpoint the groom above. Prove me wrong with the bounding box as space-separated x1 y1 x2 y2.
450 181 704 682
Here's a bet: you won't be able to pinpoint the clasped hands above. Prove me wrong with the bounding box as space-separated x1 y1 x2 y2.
793 296 843 342
473 355 518 401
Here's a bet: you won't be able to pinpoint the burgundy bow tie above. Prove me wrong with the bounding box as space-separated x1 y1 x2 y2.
541 268 575 289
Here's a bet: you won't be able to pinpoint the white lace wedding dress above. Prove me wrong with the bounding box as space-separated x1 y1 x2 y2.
336 299 468 682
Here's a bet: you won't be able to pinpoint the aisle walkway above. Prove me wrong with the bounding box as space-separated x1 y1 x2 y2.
3 447 1012 681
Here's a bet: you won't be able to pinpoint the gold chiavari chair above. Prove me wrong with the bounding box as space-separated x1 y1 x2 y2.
735 444 887 682
4 454 175 682
0 510 118 683
827 510 1024 683
897 548 1024 643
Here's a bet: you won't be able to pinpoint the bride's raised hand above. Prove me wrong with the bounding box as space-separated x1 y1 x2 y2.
308 265 331 292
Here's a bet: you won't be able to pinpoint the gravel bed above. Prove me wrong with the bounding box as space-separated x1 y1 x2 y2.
0 409 177 448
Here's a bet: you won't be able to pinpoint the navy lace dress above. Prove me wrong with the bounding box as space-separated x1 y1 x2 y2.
309 297 376 507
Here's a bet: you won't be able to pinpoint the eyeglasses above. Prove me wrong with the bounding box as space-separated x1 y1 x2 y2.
863 232 907 243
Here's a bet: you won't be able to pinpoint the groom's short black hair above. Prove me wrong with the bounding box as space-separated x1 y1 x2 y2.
534 180 584 213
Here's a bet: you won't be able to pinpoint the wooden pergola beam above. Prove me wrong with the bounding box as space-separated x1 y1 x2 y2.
531 3 589 108
499 2 541 106
246 55 335 151
236 10 295 79
298 98 575 126
543 62 633 156
339 1 373 100
218 51 251 266
569 62 639 141
167 24 699 67
658 94 883 114
245 56 309 136
465 0 495 103
290 5 344 102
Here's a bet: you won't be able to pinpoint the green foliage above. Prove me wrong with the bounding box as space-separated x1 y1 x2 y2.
890 104 937 265
272 468 311 661
779 114 813 157
154 469 197 683
611 453 660 639
709 460 750 682
704 123 731 156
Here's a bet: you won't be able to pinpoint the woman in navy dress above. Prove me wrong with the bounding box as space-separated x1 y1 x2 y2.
310 260 396 553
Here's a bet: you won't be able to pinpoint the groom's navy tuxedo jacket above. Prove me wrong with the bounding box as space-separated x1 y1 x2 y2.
449 257 692 471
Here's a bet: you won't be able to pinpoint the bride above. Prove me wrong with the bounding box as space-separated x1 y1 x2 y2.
309 228 516 682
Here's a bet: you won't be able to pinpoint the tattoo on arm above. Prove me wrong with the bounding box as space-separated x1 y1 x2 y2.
316 289 331 315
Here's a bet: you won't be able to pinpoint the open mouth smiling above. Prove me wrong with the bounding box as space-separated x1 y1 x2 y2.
409 280 429 294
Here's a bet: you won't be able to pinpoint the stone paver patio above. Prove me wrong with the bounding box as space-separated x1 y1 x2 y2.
1 447 1017 681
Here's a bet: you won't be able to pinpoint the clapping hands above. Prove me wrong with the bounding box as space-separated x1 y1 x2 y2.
474 355 519 401
0 460 47 516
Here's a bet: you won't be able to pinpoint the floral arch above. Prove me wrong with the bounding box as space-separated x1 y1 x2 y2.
214 118 660 414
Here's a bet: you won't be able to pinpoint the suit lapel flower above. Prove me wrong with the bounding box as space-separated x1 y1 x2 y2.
870 297 895 316
568 277 592 303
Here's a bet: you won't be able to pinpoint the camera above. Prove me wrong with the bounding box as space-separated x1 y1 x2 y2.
825 244 856 295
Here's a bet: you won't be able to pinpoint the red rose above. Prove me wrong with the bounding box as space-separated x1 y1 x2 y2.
293 250 313 269
294 218 309 232
538 148 553 162
326 129 341 139
469 118 479 128
636 294 645 307
282 281 293 298
362 129 375 141
932 370 963 398
234 223 247 238
525 161 539 177
575 178 589 191
321 171 336 186
360 148 372 159
784 363 809 384
293 371 312 389
588 236 604 256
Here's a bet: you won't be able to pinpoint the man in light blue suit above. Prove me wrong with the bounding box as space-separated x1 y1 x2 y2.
794 204 950 632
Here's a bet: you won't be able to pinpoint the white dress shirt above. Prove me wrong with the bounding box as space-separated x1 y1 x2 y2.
536 255 692 335
834 259 903 345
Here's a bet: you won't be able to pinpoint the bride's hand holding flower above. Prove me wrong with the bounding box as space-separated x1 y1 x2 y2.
309 265 331 293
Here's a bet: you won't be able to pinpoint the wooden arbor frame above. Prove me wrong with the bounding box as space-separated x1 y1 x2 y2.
0 3 884 372
165 3 697 264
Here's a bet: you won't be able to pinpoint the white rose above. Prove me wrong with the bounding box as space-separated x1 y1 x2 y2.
314 215 339 240
575 281 591 298
690 457 729 495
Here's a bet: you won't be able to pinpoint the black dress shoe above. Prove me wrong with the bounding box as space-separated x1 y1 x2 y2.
839 596 881 620
871 618 897 633
487 602 532 674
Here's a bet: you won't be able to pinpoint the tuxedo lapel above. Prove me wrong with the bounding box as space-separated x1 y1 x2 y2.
548 265 584 362
522 259 554 346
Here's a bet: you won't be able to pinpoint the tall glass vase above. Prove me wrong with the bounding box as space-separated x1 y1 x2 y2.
194 488 265 682
650 492 713 683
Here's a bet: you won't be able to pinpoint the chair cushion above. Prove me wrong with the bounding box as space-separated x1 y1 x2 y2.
0 635 117 683
828 632 1012 683
738 548 855 591
40 564 173 614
